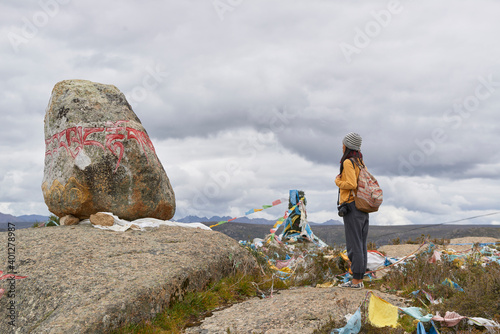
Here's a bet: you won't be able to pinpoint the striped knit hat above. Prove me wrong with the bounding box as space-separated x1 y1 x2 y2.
343 132 362 151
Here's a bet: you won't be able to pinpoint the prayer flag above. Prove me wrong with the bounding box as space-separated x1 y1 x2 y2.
417 322 426 334
432 311 466 327
210 197 286 228
442 278 464 291
209 221 226 228
272 199 282 206
334 308 361 334
429 320 440 334
368 294 399 328
400 307 433 322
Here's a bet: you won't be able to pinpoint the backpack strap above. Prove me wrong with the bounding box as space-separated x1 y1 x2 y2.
348 158 362 198
338 159 357 205
350 157 365 169
337 188 354 205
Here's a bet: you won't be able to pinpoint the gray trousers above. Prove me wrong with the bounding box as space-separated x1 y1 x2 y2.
343 201 369 279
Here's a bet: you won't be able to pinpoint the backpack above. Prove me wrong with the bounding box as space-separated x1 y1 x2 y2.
350 159 383 213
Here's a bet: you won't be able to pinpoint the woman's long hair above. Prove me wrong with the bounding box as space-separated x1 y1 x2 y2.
340 148 364 174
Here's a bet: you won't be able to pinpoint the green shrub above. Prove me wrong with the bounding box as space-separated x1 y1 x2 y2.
405 234 430 245
431 262 500 319
431 237 450 246
391 238 400 245
46 215 60 227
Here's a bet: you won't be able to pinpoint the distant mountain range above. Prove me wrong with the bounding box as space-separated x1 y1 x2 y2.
208 222 500 248
0 212 342 230
0 212 50 224
174 215 342 226
0 213 50 231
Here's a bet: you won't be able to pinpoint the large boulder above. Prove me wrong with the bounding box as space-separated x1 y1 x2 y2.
41 79 175 220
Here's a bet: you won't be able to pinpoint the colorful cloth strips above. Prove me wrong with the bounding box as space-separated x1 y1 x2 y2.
210 197 287 228
432 311 467 327
334 308 362 334
400 307 433 322
442 278 464 292
268 196 304 236
416 321 440 334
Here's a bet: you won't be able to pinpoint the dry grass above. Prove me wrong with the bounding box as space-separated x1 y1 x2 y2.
380 242 500 333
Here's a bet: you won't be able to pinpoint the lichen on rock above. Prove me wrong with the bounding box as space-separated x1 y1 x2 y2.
42 79 175 220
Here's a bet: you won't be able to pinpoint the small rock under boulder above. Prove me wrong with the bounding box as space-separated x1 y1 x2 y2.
90 213 115 226
41 79 175 221
60 214 80 226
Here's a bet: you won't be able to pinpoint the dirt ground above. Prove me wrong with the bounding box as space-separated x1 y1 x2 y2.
378 236 500 258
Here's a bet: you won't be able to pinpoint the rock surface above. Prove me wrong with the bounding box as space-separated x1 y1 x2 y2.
59 214 79 226
90 212 114 226
0 224 256 333
41 79 175 221
185 286 408 334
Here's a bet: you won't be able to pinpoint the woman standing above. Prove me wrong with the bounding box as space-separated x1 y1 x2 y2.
335 132 369 289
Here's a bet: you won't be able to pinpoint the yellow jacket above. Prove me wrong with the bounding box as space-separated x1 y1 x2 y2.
335 159 362 204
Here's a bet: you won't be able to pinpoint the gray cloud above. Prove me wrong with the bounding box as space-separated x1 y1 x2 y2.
1 0 500 225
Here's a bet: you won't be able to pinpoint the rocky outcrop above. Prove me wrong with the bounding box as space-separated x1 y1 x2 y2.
0 225 257 333
41 79 175 221
185 287 408 334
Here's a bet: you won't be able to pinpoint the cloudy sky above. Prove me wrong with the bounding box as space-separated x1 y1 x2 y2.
1 0 500 225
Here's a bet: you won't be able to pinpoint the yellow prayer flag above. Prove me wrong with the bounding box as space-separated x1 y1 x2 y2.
316 281 336 288
368 294 399 328
340 251 350 262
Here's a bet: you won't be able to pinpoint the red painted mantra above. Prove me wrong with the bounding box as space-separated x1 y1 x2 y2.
45 120 159 172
